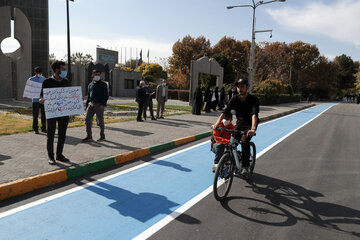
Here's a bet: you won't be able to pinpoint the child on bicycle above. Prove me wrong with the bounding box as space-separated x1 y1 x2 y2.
211 112 234 172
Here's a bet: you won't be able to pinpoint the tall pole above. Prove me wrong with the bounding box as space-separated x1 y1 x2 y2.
249 7 256 93
66 0 72 81
289 65 292 85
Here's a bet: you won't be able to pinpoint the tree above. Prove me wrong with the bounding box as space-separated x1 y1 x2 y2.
211 53 234 84
64 52 94 66
286 41 320 92
168 35 212 89
254 42 292 85
137 63 167 80
213 36 249 80
334 54 357 90
49 53 56 64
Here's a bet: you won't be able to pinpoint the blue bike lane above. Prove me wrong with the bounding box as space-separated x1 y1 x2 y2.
0 103 336 240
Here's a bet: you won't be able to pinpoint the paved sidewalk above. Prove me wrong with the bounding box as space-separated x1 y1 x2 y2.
0 101 314 184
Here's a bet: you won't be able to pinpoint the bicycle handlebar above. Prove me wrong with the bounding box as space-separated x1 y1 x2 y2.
215 127 256 136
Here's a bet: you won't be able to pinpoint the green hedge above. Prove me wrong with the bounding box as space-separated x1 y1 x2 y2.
254 94 301 105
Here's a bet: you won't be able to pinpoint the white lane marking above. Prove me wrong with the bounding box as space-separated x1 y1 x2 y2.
0 141 210 219
256 103 336 159
133 184 214 240
132 103 337 239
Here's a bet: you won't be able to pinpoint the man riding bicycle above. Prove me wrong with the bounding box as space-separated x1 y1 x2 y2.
212 78 259 179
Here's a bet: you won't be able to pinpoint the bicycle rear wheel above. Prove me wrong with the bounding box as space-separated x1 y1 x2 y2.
213 152 235 201
249 142 256 174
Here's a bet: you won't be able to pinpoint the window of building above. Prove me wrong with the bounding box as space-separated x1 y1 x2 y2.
125 79 135 89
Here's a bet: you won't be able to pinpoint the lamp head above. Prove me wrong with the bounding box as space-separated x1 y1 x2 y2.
226 6 234 9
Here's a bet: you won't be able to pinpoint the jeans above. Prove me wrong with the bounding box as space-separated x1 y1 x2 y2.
235 125 252 168
212 142 226 164
85 103 105 138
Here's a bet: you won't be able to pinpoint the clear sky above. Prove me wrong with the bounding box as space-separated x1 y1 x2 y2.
2 0 360 64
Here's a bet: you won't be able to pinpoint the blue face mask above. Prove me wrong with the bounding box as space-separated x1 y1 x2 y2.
59 70 67 79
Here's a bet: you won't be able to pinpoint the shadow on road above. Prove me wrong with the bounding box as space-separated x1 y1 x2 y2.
221 173 360 238
78 177 200 224
0 154 11 165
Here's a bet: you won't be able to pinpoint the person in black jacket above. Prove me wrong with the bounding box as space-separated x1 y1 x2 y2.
218 87 225 110
82 69 109 142
204 86 212 113
136 81 146 122
192 86 203 115
39 61 70 165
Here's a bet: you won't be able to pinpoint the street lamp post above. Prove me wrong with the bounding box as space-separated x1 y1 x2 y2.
227 0 286 93
66 0 74 82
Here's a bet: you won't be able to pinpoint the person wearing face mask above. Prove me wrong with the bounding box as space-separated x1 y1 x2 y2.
82 69 109 142
211 78 259 179
156 79 168 119
211 112 235 172
143 79 156 120
39 61 70 165
27 66 47 134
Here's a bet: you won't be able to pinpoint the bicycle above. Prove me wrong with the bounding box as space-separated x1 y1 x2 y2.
213 128 256 201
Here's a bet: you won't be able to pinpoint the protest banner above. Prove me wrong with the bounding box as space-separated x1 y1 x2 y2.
23 79 43 99
43 86 85 119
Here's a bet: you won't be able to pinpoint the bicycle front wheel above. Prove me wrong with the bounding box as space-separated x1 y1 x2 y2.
249 142 256 174
213 152 235 201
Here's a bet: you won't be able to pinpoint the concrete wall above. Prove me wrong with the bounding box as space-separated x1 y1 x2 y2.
0 6 12 99
111 69 142 97
189 56 223 105
0 6 31 100
0 0 49 75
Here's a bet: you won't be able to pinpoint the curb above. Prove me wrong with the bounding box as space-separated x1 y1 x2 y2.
0 104 315 201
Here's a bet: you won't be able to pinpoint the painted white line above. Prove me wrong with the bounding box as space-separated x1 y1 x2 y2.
133 184 214 240
132 103 337 240
0 140 209 219
256 103 336 159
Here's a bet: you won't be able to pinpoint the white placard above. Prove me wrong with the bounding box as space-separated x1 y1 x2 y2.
43 86 85 119
23 79 43 99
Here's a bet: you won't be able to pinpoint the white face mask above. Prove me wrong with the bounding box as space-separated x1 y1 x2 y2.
36 74 42 78
162 83 166 86
222 119 231 126
93 75 101 81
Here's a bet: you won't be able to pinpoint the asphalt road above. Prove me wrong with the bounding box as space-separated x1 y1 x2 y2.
1 103 359 240
149 103 360 240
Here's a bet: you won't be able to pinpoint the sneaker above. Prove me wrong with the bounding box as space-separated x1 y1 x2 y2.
48 157 56 165
34 130 39 134
241 167 250 180
212 164 218 173
56 154 70 162
137 120 144 122
151 117 157 120
97 136 105 142
81 136 93 142
159 116 164 119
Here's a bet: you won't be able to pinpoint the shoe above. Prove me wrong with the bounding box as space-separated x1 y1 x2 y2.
151 117 157 120
34 130 39 134
82 136 93 142
97 137 105 142
41 129 47 133
56 154 70 162
48 157 56 165
159 116 164 119
241 167 250 180
137 120 144 122
212 164 218 173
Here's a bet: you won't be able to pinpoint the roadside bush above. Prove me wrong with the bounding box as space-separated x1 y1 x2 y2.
254 93 301 105
254 79 285 95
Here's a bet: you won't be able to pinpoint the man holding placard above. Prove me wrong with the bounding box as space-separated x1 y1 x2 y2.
24 66 46 134
40 61 70 165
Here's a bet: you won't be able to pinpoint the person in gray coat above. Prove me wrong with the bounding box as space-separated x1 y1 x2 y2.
156 79 168 119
